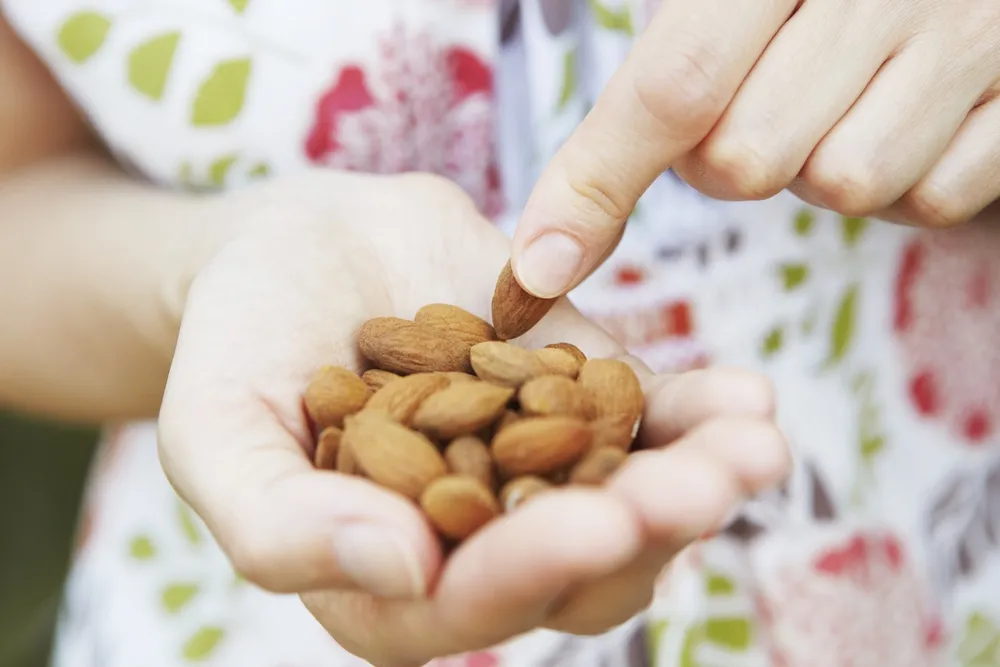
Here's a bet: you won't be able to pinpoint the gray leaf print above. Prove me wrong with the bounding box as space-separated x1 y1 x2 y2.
540 0 573 35
500 0 521 44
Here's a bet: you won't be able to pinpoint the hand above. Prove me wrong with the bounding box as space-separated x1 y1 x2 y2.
511 0 1000 298
157 171 790 667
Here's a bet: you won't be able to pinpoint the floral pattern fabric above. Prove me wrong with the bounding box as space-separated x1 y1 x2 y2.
3 0 1000 665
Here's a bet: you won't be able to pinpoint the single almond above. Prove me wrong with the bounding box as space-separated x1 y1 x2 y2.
343 411 447 499
491 260 557 340
337 437 361 475
365 372 450 424
314 426 342 470
577 359 645 419
590 413 642 451
499 476 552 512
438 371 479 384
412 382 514 440
535 347 583 379
444 436 494 489
361 369 400 392
415 304 497 347
470 341 548 387
519 375 594 419
359 317 472 374
304 366 370 430
492 415 592 476
421 475 500 541
569 447 628 485
545 342 587 365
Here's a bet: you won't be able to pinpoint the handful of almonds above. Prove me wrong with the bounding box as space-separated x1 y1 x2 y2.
304 261 644 546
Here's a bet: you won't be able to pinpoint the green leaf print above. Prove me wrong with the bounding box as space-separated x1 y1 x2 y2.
780 263 809 291
191 58 252 127
556 49 576 112
228 0 250 12
161 582 200 614
860 434 885 463
648 620 669 662
208 154 239 186
841 216 868 248
705 572 736 596
959 612 1000 666
248 162 270 179
177 500 202 545
128 32 181 100
761 326 784 358
679 627 700 667
182 626 225 661
704 617 752 651
588 0 634 35
825 284 858 366
793 208 815 237
129 535 157 560
57 12 112 64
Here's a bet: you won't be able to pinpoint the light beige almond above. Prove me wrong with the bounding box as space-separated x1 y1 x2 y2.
545 342 587 365
577 359 645 419
336 437 361 475
415 304 497 347
444 436 494 489
361 369 400 392
343 411 447 499
491 415 592 476
535 347 582 379
358 317 472 374
569 447 628 485
470 341 548 387
304 366 370 430
519 375 594 419
421 475 499 541
590 413 642 451
412 382 514 440
314 426 342 470
499 476 552 512
438 371 479 383
364 372 450 424
491 260 557 340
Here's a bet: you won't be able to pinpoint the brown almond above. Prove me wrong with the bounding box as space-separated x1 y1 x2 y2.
421 475 499 541
590 413 642 451
343 411 447 499
492 415 592 476
569 447 628 485
535 347 583 379
519 375 593 419
491 260 557 340
494 409 521 434
361 369 400 392
545 342 587 365
577 359 645 419
358 317 472 374
304 366 370 430
365 372 450 424
499 476 552 512
314 426 342 470
336 437 361 475
412 382 514 440
415 304 497 347
444 436 494 489
470 341 548 387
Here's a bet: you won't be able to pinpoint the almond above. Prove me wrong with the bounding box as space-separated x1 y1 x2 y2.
361 369 400 392
343 411 447 499
444 436 494 489
491 260 557 340
499 476 552 512
470 341 548 387
569 447 627 485
519 375 593 419
421 475 499 540
412 381 514 440
590 413 642 451
314 426 342 470
535 347 583 379
304 366 370 430
491 415 592 476
494 409 521 434
337 437 361 475
545 342 587 365
438 371 479 383
359 317 472 374
577 359 645 419
415 304 497 347
365 372 450 424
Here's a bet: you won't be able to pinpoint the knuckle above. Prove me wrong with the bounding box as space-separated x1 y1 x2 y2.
903 184 972 228
633 41 727 139
699 138 789 200
805 158 885 216
564 167 635 226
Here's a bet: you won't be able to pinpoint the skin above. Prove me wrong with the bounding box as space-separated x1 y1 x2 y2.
0 15 790 667
511 0 1000 299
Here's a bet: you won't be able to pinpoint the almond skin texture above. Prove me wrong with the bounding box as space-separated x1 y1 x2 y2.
361 369 400 392
359 317 472 374
519 375 594 419
499 476 552 512
492 415 592 476
304 366 370 430
343 411 447 499
569 447 628 485
545 342 587 365
577 359 645 419
590 413 642 451
421 475 499 541
534 347 582 379
415 304 497 347
438 371 479 384
491 260 557 340
314 426 342 470
365 372 450 424
412 382 515 440
444 436 494 489
470 341 548 388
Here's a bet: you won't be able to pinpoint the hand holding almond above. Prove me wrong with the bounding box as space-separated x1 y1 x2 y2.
157 170 790 667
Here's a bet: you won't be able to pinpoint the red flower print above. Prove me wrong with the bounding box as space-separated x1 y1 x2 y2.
304 24 503 217
431 651 500 667
893 228 1000 445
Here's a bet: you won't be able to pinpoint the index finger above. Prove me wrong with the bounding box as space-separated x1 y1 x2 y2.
511 0 797 298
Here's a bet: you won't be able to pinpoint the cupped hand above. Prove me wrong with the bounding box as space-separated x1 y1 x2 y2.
512 0 1000 299
158 171 790 667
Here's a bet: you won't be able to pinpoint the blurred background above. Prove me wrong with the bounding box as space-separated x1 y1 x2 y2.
0 413 96 667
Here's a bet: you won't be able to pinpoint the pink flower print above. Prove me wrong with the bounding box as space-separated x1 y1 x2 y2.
431 651 501 667
893 228 1000 445
304 24 503 217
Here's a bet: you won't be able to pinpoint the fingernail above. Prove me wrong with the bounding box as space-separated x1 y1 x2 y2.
332 524 426 599
518 233 584 298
